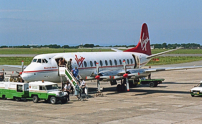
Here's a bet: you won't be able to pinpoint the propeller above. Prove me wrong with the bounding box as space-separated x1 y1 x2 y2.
95 62 101 92
123 60 130 91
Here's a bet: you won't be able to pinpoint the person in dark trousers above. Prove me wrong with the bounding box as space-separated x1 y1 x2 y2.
67 58 72 71
63 81 72 101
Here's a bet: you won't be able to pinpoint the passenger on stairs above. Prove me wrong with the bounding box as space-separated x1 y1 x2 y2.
67 58 72 71
58 58 62 66
72 67 79 78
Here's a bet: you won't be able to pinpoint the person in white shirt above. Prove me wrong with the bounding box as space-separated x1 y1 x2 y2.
63 81 72 101
80 80 87 94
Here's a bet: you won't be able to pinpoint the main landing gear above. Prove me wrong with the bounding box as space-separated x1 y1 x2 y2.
116 79 138 92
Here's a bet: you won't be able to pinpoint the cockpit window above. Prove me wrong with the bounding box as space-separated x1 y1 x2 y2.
32 59 37 63
37 59 41 63
42 59 48 63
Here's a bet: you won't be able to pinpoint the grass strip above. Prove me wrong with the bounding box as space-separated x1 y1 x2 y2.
1 56 202 66
147 56 202 66
0 48 112 54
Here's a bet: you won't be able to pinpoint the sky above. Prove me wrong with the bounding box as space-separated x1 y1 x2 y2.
0 0 202 46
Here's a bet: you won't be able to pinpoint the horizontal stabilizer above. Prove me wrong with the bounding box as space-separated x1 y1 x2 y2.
146 47 182 59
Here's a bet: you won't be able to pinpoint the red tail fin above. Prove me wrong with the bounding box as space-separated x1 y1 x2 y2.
124 23 151 55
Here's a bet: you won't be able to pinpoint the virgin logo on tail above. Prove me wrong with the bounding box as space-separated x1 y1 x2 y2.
123 23 151 55
140 33 150 51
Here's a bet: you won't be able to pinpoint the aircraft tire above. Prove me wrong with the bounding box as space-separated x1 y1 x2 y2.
117 84 122 92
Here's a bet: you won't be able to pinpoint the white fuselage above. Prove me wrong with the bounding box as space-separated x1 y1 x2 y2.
21 52 150 82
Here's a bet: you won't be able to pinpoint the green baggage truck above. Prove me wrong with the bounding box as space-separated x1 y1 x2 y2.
139 78 165 87
0 82 29 101
0 81 68 104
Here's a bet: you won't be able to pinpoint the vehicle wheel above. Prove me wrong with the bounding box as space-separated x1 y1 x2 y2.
2 95 7 100
149 82 155 87
14 97 20 101
50 97 57 104
191 95 194 97
33 96 39 103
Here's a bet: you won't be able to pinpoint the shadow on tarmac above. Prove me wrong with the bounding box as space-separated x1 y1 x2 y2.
87 81 194 96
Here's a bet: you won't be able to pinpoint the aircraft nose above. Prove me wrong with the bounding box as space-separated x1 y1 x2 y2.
21 73 28 81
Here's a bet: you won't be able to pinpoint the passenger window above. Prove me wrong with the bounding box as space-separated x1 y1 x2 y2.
94 61 97 66
42 59 48 63
127 59 130 65
130 59 133 64
119 59 122 65
105 60 108 66
17 85 23 92
114 60 117 65
90 61 93 67
100 60 103 67
32 59 37 63
37 59 41 63
109 60 112 66
84 61 87 67
40 86 46 90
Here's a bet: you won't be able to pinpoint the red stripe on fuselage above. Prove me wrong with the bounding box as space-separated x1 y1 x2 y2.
23 62 147 73
23 69 58 73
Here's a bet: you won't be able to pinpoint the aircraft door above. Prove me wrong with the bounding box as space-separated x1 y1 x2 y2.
132 54 140 69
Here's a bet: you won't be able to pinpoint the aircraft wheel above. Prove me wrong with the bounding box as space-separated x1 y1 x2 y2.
121 84 126 91
50 97 57 104
117 84 122 92
33 96 39 103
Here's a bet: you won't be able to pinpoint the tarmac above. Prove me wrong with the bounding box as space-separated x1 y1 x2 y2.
0 61 202 124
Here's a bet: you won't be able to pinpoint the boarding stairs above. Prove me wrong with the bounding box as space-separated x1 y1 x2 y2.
59 67 78 90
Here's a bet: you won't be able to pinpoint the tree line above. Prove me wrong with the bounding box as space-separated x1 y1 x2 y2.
0 43 201 49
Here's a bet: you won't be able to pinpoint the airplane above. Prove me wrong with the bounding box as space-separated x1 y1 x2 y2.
20 23 202 91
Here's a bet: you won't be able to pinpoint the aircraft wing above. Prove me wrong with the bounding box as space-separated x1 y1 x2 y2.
3 65 26 69
146 47 182 59
111 48 123 52
86 65 202 80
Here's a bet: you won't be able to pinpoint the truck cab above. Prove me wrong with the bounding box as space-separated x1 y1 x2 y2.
190 81 202 97
29 81 67 104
